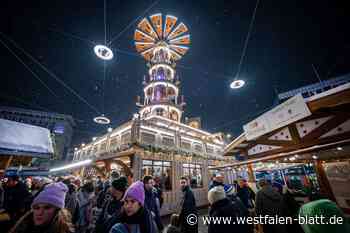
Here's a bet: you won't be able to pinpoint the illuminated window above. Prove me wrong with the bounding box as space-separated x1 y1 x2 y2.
109 137 118 150
170 111 178 121
206 145 214 154
86 148 91 156
193 143 203 152
92 146 98 155
162 136 174 147
100 142 107 152
142 160 172 190
181 140 191 150
155 108 165 116
141 132 156 145
183 163 203 188
121 132 131 145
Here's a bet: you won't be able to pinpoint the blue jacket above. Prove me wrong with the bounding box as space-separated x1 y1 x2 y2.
110 223 141 233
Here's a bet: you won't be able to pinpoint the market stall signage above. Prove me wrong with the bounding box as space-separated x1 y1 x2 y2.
244 94 311 140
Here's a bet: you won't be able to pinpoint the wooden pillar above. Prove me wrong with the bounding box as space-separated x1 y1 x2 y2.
104 160 112 172
247 163 258 192
80 166 85 177
313 160 337 203
5 156 13 170
247 163 256 183
132 154 141 181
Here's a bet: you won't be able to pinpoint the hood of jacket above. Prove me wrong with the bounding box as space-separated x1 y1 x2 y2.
260 185 282 201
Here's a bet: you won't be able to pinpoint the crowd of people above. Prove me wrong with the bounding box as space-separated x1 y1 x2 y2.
0 171 198 233
207 173 350 233
0 170 349 233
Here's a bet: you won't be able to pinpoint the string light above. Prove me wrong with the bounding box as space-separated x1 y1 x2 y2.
50 159 92 172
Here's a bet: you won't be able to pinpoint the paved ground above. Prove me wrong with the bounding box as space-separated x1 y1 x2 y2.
162 208 209 233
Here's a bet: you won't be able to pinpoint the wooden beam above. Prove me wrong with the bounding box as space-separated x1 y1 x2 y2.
303 114 349 140
308 89 350 112
211 138 350 169
254 139 294 147
246 131 350 159
289 124 301 144
313 160 337 203
246 126 298 150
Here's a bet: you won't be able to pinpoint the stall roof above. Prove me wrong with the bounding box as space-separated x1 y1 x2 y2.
0 119 53 158
223 81 350 161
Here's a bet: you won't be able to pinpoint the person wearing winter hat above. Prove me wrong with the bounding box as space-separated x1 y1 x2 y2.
95 176 128 233
224 184 242 204
208 186 226 205
299 199 350 233
208 186 253 233
3 171 32 229
255 178 287 233
110 181 157 233
76 181 95 233
9 182 74 233
209 173 225 190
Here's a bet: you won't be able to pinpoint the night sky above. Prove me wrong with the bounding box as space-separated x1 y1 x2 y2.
1 0 349 146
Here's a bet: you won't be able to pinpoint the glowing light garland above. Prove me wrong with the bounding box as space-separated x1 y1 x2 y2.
50 159 92 172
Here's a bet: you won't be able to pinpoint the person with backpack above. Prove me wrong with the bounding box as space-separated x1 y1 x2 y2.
208 186 253 233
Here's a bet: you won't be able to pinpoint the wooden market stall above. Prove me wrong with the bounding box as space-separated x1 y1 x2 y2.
0 118 54 175
217 81 350 213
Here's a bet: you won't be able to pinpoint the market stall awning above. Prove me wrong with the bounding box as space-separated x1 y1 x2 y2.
0 119 54 159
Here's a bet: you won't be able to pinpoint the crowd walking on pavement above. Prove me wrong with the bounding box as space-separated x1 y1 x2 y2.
0 170 349 233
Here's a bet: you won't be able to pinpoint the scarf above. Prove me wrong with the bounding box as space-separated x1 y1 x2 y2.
119 207 150 233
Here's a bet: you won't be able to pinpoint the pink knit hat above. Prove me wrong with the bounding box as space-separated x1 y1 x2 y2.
32 182 68 209
122 181 145 206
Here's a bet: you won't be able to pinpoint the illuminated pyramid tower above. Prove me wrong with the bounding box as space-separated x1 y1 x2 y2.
134 13 190 123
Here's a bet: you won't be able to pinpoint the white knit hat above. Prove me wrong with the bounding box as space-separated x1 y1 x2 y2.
208 186 226 205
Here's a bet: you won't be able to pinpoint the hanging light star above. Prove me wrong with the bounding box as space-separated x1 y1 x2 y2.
93 114 111 124
230 79 245 89
94 45 114 60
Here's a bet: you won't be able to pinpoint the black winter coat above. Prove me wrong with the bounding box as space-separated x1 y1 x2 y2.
208 198 253 233
236 186 250 208
255 185 287 233
95 198 123 233
3 181 32 221
144 188 163 231
179 186 198 233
